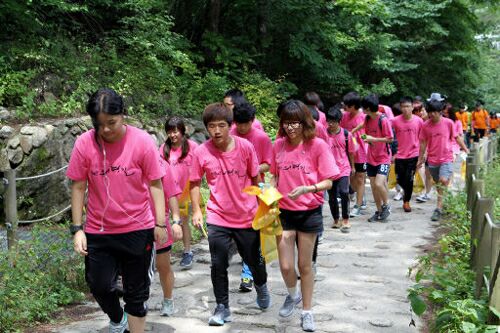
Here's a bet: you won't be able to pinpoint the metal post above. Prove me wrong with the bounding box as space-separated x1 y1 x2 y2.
4 169 17 250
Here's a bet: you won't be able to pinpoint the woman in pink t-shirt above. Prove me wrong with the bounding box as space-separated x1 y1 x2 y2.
161 116 199 269
155 164 182 316
67 88 167 333
271 100 337 331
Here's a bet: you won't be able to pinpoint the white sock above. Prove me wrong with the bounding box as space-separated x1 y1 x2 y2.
287 286 299 299
302 310 312 315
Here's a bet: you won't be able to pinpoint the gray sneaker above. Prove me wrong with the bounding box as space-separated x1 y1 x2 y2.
160 299 174 316
109 312 128 333
350 205 361 217
301 312 316 332
279 293 302 317
208 304 232 326
367 211 380 223
360 199 367 210
378 204 391 222
255 283 271 309
180 252 193 270
431 208 442 221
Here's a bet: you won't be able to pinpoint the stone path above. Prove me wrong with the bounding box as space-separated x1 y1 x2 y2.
53 186 439 333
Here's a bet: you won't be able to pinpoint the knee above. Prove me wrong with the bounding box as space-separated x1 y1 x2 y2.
280 262 296 276
87 275 114 296
298 261 312 276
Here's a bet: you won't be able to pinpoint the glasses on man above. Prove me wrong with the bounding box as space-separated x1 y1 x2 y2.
282 121 302 130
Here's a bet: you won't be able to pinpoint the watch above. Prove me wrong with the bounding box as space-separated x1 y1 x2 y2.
172 220 183 226
70 224 83 235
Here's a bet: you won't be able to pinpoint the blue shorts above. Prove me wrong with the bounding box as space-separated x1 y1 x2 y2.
366 163 390 177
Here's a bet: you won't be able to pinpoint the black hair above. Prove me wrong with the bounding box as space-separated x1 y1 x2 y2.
203 103 233 126
163 116 189 162
400 96 413 105
277 100 316 140
233 102 256 123
224 88 247 107
303 92 324 111
326 103 343 123
86 88 125 147
307 105 320 121
426 99 446 113
392 103 402 117
414 96 424 102
447 109 457 121
361 94 379 113
343 91 361 109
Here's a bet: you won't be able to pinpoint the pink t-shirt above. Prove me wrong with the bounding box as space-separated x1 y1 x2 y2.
452 120 463 154
230 127 272 180
190 136 259 229
379 105 394 119
340 111 367 164
318 110 327 128
160 139 198 194
365 114 394 165
271 137 339 211
230 118 264 132
315 120 329 142
391 115 423 159
156 164 182 250
419 117 457 165
326 128 357 178
67 126 165 234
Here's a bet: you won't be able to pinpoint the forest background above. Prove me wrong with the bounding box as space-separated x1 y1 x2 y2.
0 0 499 133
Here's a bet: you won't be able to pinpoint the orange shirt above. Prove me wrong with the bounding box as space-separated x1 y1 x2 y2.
491 118 499 130
472 109 489 130
456 111 469 130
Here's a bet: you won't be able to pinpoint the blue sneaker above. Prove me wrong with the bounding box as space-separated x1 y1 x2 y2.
208 304 232 326
180 252 193 270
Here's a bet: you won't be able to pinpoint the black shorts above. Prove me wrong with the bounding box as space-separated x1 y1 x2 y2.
280 206 323 233
366 163 390 177
156 245 172 255
354 163 367 173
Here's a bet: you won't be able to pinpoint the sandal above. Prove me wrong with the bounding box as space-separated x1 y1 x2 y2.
332 222 341 229
340 223 351 233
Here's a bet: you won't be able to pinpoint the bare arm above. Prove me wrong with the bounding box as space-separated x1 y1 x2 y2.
190 180 203 228
71 180 87 256
417 141 427 169
150 179 167 244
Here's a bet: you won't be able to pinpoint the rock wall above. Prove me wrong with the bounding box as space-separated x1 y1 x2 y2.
0 116 208 224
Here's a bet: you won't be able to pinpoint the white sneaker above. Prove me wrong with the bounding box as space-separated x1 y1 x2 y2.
109 313 128 333
416 193 431 203
393 192 403 201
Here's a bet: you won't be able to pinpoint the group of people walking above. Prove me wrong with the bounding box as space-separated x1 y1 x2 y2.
68 87 491 333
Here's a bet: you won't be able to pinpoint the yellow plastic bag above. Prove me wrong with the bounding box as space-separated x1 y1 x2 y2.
243 185 283 263
388 164 397 189
413 171 424 193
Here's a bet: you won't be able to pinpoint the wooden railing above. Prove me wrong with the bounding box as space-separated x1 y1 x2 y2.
465 135 499 323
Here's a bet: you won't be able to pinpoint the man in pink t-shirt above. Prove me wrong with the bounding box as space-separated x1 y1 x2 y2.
190 103 270 326
340 91 367 217
326 104 357 232
391 96 424 213
417 95 469 221
304 91 328 128
223 88 265 131
230 101 273 293
361 94 394 223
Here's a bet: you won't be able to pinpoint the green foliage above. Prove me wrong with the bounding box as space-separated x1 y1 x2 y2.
407 191 499 332
0 0 497 119
481 156 500 221
0 223 86 333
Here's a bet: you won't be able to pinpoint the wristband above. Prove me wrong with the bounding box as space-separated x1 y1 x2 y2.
172 220 182 226
313 184 318 193
155 224 167 228
70 224 83 235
